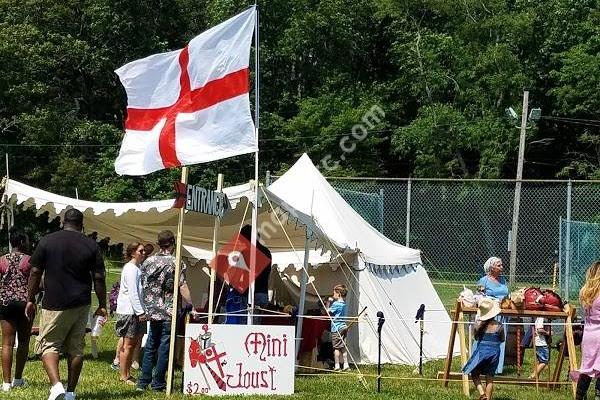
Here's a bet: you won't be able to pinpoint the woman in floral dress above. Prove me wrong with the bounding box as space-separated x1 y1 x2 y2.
0 228 33 392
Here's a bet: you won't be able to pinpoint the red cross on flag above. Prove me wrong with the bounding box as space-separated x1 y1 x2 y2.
114 7 257 175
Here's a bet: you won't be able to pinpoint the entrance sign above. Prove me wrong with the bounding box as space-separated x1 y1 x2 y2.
184 324 295 395
174 182 230 218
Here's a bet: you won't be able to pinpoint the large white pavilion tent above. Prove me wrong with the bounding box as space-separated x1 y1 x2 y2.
1 154 454 365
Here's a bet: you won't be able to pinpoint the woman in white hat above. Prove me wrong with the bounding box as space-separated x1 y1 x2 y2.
462 298 505 400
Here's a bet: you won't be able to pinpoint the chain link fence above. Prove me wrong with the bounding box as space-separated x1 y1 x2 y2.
270 175 600 307
560 220 600 302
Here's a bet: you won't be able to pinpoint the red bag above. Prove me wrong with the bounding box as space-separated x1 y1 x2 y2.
524 287 544 310
541 289 563 312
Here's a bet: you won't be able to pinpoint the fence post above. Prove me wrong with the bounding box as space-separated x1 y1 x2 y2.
565 180 572 302
379 188 384 234
406 178 412 247
559 216 563 299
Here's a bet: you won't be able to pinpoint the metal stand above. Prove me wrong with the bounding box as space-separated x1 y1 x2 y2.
415 304 425 375
377 311 385 393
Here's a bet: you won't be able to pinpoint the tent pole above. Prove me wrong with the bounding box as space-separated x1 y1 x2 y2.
248 5 260 325
405 177 411 247
5 153 11 252
208 173 224 324
166 166 189 396
295 233 310 360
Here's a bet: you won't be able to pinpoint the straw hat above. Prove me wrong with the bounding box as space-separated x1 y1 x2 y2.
478 297 501 321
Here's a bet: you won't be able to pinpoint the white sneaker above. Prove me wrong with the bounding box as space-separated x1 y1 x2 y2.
1 382 11 392
12 378 27 388
65 391 76 400
48 382 66 400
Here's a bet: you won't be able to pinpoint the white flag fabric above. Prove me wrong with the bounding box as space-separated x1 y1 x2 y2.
114 7 257 175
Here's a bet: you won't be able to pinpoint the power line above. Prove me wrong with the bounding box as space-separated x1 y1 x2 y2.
542 116 600 124
541 116 600 128
0 129 394 148
1 115 598 150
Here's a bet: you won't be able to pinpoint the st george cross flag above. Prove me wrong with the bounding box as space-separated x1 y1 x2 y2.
114 7 257 175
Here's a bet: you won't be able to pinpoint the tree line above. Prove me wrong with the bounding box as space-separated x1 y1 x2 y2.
1 0 599 204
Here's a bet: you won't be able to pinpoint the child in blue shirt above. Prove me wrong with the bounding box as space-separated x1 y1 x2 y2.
328 284 348 371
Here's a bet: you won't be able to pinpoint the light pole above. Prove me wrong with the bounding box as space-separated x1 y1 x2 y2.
506 91 541 286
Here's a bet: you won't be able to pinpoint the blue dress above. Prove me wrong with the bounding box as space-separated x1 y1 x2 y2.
476 275 509 373
477 276 509 300
463 323 504 376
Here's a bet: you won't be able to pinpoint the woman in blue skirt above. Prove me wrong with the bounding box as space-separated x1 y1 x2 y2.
463 298 505 400
476 257 509 374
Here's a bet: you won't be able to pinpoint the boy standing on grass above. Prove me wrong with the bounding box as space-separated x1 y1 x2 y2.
529 317 550 379
328 284 349 371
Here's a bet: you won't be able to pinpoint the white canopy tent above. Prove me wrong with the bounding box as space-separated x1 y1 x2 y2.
266 154 454 364
1 154 455 365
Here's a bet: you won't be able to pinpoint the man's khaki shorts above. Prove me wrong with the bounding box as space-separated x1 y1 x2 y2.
35 304 90 357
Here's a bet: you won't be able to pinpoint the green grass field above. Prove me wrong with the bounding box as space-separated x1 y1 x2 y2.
0 331 576 399
0 269 580 399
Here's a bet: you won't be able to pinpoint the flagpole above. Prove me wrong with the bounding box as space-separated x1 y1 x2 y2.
166 166 189 396
247 5 259 325
208 173 224 323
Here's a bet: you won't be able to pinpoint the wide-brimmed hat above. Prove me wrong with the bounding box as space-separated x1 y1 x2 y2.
478 297 501 321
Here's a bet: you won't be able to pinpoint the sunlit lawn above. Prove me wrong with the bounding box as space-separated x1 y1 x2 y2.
0 319 576 399
0 269 579 399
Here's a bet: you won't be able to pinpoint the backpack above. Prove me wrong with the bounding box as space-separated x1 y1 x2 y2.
109 281 120 315
541 289 563 312
524 287 544 311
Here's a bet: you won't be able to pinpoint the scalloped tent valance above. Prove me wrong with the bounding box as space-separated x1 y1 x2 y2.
0 154 454 366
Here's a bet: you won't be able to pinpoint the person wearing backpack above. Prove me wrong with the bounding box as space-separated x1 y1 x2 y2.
0 228 33 392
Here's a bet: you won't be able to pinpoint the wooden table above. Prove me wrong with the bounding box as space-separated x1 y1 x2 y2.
437 300 578 398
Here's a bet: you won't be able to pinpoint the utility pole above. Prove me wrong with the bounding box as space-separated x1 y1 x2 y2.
509 90 529 286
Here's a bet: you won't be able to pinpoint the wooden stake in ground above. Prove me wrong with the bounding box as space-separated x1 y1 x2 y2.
166 166 189 396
